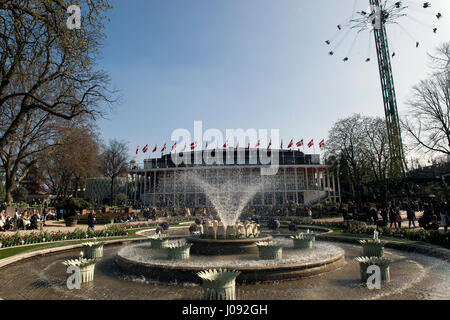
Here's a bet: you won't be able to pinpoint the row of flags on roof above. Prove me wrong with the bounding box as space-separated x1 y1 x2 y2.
136 139 325 155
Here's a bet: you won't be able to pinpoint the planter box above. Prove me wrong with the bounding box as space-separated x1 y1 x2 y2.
362 243 384 258
359 263 390 284
167 244 192 260
197 270 241 300
257 245 283 260
150 238 169 249
65 219 78 227
293 238 314 249
83 242 104 260
356 257 391 285
80 262 96 283
62 259 97 284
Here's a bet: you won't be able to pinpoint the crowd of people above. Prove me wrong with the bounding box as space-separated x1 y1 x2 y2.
0 207 60 232
340 200 449 231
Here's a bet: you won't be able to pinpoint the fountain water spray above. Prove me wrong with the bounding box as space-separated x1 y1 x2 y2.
185 170 278 227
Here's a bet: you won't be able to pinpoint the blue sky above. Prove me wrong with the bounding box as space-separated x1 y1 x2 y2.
96 0 450 160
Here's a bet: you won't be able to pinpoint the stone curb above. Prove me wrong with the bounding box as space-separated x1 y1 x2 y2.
317 235 450 262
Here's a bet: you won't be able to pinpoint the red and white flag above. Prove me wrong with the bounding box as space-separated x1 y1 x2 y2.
171 143 177 152
152 145 157 153
223 140 228 148
142 144 149 153
307 139 314 148
267 139 272 150
288 139 294 149
190 141 197 150
161 143 167 152
296 139 304 147
319 139 325 149
255 140 261 147
136 145 139 155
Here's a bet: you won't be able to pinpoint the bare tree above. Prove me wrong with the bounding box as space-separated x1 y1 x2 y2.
43 121 101 198
325 114 398 203
402 42 450 156
0 0 118 151
325 114 368 202
101 139 128 205
0 105 60 203
362 117 393 202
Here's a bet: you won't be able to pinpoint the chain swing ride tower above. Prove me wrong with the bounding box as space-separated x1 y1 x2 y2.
370 0 406 176
326 1 444 176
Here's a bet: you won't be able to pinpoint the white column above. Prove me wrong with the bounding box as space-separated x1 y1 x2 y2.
305 167 309 190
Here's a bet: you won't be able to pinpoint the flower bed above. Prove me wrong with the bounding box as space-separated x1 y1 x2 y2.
0 224 129 248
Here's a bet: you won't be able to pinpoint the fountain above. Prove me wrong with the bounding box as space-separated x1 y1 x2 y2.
256 241 284 260
185 172 274 255
359 230 385 258
197 269 241 300
291 230 315 249
167 241 193 261
62 252 97 283
115 170 346 283
82 238 104 260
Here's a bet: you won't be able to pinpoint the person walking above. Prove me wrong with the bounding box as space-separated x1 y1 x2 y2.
380 207 388 225
42 207 48 226
395 208 402 229
388 207 397 228
87 211 96 231
439 205 449 233
407 205 416 229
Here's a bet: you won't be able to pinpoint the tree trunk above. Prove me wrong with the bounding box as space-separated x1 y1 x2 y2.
111 176 115 206
4 181 15 203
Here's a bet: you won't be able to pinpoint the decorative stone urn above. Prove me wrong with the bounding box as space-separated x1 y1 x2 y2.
236 223 246 239
226 225 236 239
197 269 241 300
62 254 97 283
205 222 215 239
148 233 169 248
167 242 193 261
245 222 254 238
198 224 204 235
82 239 104 260
291 231 315 249
252 223 260 238
359 231 385 258
355 256 391 284
256 241 283 260
216 222 226 240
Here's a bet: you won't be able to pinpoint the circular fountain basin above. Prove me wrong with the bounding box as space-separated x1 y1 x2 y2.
187 234 273 255
115 239 345 283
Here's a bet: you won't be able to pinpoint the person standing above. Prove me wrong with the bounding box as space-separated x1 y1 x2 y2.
439 204 448 233
88 211 96 231
395 207 402 229
42 207 47 226
380 207 388 225
389 206 397 229
407 205 416 229
14 209 19 230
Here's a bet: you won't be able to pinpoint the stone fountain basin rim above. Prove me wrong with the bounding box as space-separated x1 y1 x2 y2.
115 248 345 272
186 234 273 244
